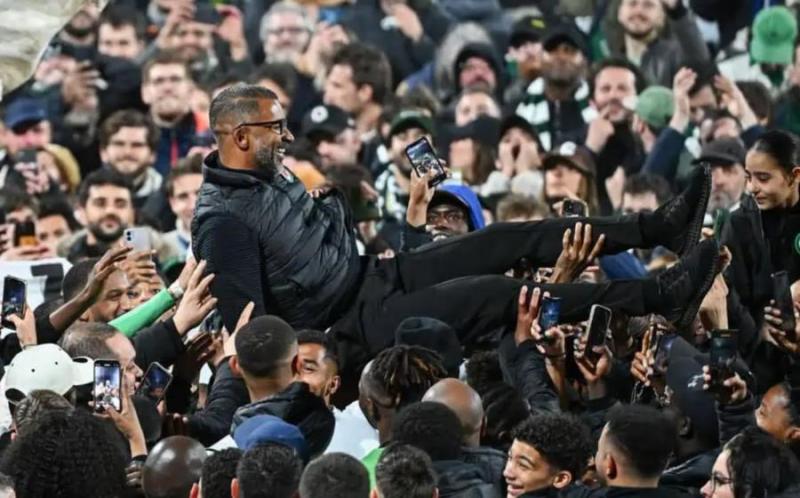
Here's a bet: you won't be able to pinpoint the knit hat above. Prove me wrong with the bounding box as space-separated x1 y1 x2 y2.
635 86 674 130
750 6 798 65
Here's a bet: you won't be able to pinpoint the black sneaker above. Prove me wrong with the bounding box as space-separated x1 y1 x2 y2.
656 238 721 330
645 165 711 256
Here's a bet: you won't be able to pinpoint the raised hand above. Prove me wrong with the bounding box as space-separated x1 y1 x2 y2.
172 260 217 335
551 222 605 284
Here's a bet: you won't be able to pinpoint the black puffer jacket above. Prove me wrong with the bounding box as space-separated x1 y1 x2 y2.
231 382 335 458
433 459 502 498
192 152 362 332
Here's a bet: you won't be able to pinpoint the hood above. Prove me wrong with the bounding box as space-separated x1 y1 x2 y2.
433 459 500 497
232 382 335 458
433 184 486 232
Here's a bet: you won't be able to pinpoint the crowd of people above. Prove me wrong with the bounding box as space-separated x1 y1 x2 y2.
3 0 800 497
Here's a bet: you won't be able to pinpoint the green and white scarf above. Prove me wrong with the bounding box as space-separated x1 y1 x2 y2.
514 78 597 151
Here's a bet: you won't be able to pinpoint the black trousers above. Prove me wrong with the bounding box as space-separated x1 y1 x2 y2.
332 215 661 375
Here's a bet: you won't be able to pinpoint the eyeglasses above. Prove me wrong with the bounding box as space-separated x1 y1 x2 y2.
215 118 288 136
268 26 307 36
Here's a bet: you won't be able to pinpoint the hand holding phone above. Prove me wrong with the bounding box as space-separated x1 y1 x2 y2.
583 305 611 364
94 359 122 413
137 362 173 403
707 329 737 398
123 228 151 252
405 137 447 188
538 296 562 330
772 271 796 341
562 199 587 218
2 277 27 330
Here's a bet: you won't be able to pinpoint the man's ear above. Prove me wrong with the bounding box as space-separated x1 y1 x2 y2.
785 425 800 443
329 375 341 396
231 477 240 498
291 354 300 377
233 127 250 150
678 416 692 438
605 454 618 482
790 166 800 185
229 356 242 378
552 470 573 489
75 207 87 227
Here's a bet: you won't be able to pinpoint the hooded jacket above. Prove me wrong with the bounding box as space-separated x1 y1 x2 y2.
231 382 335 458
192 151 363 333
401 183 485 251
433 459 502 498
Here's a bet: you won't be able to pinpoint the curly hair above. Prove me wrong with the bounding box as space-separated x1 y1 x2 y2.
202 448 243 498
367 345 447 409
465 351 503 396
236 443 303 498
298 453 369 498
513 413 593 481
392 402 463 461
376 443 437 498
726 426 800 498
0 409 126 498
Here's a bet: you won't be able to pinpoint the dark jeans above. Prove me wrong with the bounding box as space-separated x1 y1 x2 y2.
332 215 660 376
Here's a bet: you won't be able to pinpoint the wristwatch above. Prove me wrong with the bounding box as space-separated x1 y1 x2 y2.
167 282 185 301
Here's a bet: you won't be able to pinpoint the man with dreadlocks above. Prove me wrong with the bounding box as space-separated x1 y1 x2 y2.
355 345 448 487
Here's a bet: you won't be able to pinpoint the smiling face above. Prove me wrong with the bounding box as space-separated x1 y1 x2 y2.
81 184 134 243
297 342 339 406
141 63 193 122
755 383 797 442
745 150 800 210
503 439 560 497
618 0 664 40
592 66 637 123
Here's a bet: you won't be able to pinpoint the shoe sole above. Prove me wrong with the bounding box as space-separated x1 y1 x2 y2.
677 165 711 257
675 241 721 330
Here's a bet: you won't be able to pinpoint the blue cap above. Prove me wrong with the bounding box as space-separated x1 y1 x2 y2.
4 98 48 130
233 415 309 462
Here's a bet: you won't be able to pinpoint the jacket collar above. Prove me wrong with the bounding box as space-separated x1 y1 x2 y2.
202 150 274 187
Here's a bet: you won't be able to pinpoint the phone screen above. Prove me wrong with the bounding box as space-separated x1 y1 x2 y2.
1 277 26 330
563 200 586 218
405 137 447 187
586 304 611 347
652 333 676 375
772 271 796 340
710 329 736 369
94 360 122 412
15 148 38 165
14 221 37 247
138 362 172 403
538 297 562 330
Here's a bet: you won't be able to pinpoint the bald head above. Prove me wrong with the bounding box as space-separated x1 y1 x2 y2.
423 378 484 447
142 436 207 498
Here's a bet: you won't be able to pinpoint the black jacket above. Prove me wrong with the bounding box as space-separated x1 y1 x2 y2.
433 459 502 498
192 152 362 333
723 194 800 318
188 360 249 446
561 485 697 498
232 381 335 458
497 334 560 413
462 446 507 496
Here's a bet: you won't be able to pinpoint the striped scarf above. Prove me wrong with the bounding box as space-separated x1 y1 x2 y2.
514 78 597 151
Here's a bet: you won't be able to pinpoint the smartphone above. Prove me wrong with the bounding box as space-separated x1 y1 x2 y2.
772 271 796 341
200 310 224 338
709 329 737 393
652 333 677 376
14 148 38 166
93 359 122 413
563 199 586 218
318 7 343 24
538 296 562 331
123 228 150 251
405 137 447 188
137 362 173 403
1 277 26 330
13 221 37 247
584 305 611 363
